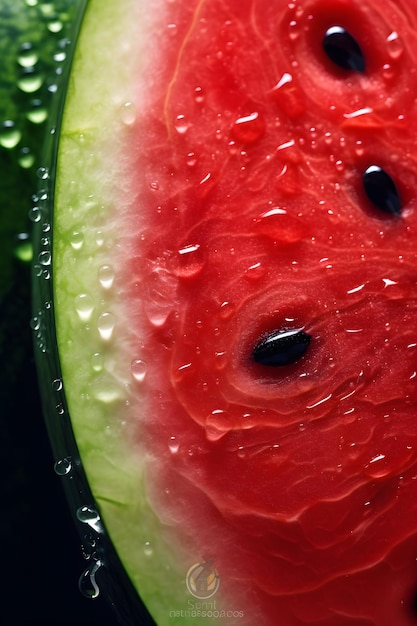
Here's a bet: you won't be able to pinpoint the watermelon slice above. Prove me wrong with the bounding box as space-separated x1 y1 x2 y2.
33 0 417 624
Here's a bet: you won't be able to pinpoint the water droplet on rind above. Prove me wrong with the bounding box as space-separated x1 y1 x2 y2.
97 312 115 340
98 264 115 289
70 230 84 250
54 457 72 475
76 505 102 533
91 352 104 372
52 378 63 391
75 293 94 321
79 561 102 599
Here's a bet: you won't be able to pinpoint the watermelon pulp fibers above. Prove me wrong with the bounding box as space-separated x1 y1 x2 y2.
49 0 417 624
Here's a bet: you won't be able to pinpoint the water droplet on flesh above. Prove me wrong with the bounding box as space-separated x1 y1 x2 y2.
120 101 137 125
219 301 235 320
168 436 179 454
174 114 189 134
143 541 153 557
231 111 265 144
131 359 147 382
386 31 403 60
174 243 204 278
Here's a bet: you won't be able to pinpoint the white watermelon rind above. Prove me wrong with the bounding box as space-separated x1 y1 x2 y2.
33 1 206 624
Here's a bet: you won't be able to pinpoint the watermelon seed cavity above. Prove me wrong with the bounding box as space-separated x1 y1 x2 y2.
363 165 402 216
323 26 365 73
253 329 311 366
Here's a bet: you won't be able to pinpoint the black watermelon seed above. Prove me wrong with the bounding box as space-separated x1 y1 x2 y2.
363 165 402 216
253 329 311 367
323 26 366 73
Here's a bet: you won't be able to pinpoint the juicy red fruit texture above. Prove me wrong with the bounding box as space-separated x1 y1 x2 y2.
124 0 417 623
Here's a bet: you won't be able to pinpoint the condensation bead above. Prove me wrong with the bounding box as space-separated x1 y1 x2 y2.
131 359 147 382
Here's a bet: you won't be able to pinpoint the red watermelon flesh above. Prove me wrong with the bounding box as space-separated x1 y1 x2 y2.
56 0 417 623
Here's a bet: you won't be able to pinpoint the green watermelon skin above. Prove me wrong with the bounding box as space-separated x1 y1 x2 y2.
52 0 417 624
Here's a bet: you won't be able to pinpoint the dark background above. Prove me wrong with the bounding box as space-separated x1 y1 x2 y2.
1 261 113 626
0 1 120 623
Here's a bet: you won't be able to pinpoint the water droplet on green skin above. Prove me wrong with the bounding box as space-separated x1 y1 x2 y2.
53 51 67 63
17 67 43 93
0 121 22 149
28 206 42 223
18 146 35 168
54 457 72 476
37 166 49 180
15 240 33 263
17 42 39 68
47 19 64 34
76 505 102 532
52 378 63 392
26 99 48 124
39 2 55 17
38 250 51 266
